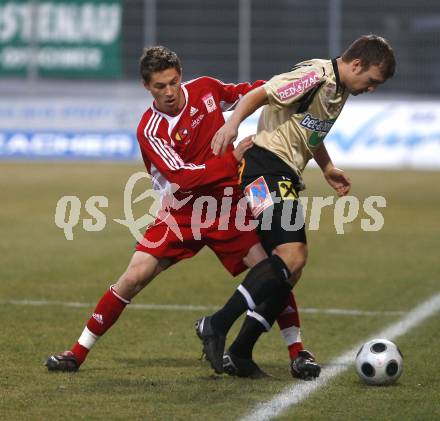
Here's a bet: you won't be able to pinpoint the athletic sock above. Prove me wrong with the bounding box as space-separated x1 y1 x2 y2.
211 255 291 335
288 342 304 360
276 292 303 359
70 285 130 365
229 316 265 359
228 280 292 359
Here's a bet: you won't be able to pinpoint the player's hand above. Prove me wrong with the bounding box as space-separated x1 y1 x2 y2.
211 122 239 156
324 167 351 197
232 135 255 162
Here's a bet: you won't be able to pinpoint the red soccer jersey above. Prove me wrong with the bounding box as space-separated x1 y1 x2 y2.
136 76 265 196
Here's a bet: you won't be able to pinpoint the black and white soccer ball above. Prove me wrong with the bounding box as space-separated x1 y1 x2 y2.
355 338 403 385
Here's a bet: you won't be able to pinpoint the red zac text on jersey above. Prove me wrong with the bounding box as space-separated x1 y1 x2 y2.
277 71 320 101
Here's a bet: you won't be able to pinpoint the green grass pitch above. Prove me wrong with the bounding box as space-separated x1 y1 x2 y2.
0 162 439 420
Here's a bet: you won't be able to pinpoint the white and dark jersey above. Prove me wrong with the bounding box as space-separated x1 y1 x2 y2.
255 58 349 176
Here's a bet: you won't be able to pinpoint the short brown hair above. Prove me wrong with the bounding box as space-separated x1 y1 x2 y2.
139 46 182 83
342 35 396 79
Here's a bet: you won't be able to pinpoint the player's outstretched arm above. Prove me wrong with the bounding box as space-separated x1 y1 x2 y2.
211 87 268 156
314 142 351 197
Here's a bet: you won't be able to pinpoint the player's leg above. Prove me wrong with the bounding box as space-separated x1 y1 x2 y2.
226 242 319 380
277 293 320 380
208 241 293 330
273 241 321 379
276 292 304 363
239 241 320 379
194 198 279 374
227 241 320 379
228 241 307 358
46 251 168 372
224 242 307 377
196 216 293 373
46 203 203 372
223 166 319 378
196 224 270 375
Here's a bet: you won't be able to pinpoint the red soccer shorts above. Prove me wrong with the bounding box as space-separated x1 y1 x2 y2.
135 192 260 276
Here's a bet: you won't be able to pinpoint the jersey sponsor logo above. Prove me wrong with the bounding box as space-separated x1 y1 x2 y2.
190 106 198 116
309 131 326 147
202 93 217 113
300 113 334 133
278 180 298 200
191 113 205 129
175 128 189 141
277 71 320 101
244 176 273 218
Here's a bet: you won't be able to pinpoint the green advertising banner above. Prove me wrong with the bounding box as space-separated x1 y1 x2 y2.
0 0 122 77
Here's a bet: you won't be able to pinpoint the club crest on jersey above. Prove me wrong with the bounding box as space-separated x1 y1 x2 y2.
175 128 189 142
244 176 273 218
202 93 217 113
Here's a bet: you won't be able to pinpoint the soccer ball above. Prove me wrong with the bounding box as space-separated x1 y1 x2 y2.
355 338 403 385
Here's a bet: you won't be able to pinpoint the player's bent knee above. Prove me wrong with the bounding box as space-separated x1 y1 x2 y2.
242 243 268 268
115 271 146 299
115 252 162 299
288 268 303 285
273 243 308 275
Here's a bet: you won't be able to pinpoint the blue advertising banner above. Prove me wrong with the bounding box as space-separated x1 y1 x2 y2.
0 130 139 160
1 98 440 168
0 97 148 160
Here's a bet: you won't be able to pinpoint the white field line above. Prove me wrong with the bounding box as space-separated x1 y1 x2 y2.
0 298 405 316
240 292 440 421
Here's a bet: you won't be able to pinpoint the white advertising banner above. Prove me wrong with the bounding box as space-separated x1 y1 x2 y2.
326 100 440 169
0 97 439 168
238 99 440 169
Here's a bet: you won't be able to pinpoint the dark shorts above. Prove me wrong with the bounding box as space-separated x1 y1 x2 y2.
240 145 307 254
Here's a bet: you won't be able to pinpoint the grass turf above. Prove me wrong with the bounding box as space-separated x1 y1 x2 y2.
0 162 439 420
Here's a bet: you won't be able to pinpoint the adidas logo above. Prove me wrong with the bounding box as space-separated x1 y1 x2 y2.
92 313 104 325
280 305 295 315
190 106 198 116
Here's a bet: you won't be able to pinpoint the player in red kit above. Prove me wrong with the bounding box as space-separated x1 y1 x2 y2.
45 46 307 378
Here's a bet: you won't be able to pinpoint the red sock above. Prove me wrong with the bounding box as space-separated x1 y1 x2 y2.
288 342 304 360
71 286 129 365
71 342 89 365
276 292 303 359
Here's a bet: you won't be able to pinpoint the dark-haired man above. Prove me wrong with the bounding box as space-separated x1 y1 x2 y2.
198 35 396 379
45 46 305 376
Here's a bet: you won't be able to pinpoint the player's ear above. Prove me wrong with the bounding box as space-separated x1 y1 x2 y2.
176 68 183 84
351 59 363 74
143 80 151 92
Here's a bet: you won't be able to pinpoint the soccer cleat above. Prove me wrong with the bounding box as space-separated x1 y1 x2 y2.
290 350 321 380
45 350 79 372
223 350 270 379
195 316 225 374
